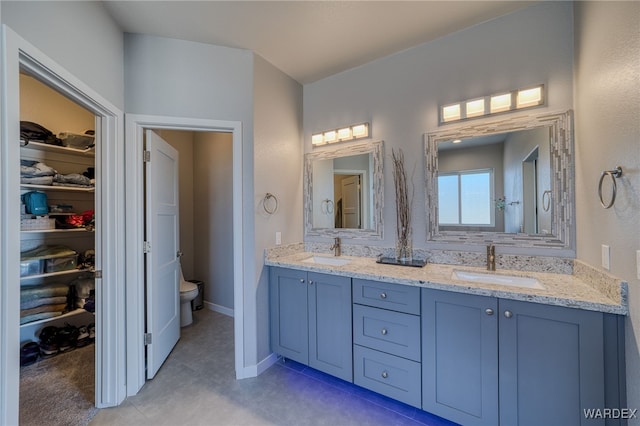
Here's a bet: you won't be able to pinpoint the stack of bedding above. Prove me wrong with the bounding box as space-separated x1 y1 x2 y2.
20 283 69 325
21 160 94 188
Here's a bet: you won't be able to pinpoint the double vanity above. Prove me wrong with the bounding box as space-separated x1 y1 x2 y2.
266 247 627 426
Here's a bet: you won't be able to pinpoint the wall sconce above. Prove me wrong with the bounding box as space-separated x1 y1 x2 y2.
440 84 544 124
312 122 370 146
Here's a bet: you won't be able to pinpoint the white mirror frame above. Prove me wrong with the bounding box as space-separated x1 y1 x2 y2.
424 110 575 253
305 140 384 239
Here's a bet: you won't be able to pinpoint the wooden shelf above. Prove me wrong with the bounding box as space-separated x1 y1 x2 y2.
21 140 94 157
20 184 94 193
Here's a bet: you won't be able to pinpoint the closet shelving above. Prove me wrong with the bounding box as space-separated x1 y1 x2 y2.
20 137 96 341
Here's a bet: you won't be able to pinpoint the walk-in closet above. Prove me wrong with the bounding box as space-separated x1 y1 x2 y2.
19 71 98 422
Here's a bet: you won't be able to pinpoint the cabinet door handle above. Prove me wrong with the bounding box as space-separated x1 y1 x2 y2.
485 308 494 316
381 328 388 335
309 280 313 285
300 279 305 284
504 310 513 318
380 292 387 299
381 371 389 379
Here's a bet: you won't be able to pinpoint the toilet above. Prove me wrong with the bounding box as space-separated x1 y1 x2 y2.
179 269 199 327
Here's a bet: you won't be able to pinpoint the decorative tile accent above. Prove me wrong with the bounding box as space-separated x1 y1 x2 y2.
304 140 384 239
423 110 575 252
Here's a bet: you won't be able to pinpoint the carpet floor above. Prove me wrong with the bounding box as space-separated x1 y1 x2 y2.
20 343 97 426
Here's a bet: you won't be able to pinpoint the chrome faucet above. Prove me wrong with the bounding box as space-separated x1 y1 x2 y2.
330 237 341 257
487 244 496 271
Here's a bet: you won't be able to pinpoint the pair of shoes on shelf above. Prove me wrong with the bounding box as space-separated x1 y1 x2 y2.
57 323 79 353
20 342 40 366
38 326 59 358
76 325 91 347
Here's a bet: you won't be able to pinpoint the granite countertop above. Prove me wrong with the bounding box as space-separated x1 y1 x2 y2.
265 249 628 316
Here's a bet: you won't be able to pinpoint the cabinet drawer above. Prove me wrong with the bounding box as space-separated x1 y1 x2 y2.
353 304 421 361
353 279 420 314
354 345 421 408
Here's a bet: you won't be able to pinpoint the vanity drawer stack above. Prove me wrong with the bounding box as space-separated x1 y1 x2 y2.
352 279 422 408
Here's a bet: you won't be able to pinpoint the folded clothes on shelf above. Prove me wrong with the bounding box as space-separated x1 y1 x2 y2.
20 160 57 177
20 296 67 310
20 283 69 303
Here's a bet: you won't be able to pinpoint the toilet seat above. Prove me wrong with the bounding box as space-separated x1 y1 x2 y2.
180 280 198 294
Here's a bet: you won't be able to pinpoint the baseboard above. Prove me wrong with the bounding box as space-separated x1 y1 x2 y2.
235 352 279 380
204 301 234 317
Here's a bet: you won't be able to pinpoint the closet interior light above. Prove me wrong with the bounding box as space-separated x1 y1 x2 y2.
312 122 370 146
439 84 544 124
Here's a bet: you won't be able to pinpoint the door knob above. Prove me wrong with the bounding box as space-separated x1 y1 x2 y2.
380 292 387 299
300 279 305 283
381 328 388 335
485 308 494 316
504 310 513 318
381 371 389 379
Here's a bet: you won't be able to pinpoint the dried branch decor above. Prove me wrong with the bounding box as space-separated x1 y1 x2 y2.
391 148 413 261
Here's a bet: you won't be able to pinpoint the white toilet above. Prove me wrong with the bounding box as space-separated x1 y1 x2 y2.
179 269 199 327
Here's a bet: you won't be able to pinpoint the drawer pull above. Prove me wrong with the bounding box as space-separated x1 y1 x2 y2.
309 280 313 285
381 328 388 335
381 371 389 379
380 292 387 299
504 310 513 318
485 308 494 316
300 279 305 283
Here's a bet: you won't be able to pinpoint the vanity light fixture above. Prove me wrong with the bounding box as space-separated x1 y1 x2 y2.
311 122 370 146
440 84 544 124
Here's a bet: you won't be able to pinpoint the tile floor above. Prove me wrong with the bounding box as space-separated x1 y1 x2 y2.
91 309 457 426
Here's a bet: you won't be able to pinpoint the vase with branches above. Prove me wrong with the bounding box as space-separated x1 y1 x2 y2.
392 148 413 262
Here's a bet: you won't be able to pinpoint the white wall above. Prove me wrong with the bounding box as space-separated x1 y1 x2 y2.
1 1 124 110
573 1 640 416
253 54 303 362
303 1 574 250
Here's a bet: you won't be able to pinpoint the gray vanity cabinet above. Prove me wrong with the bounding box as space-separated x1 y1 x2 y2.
353 279 422 408
269 267 353 382
422 289 608 426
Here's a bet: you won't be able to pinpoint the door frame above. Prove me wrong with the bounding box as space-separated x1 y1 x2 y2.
124 114 244 396
0 26 126 424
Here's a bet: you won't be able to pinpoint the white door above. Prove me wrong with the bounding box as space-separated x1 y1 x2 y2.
145 129 180 379
341 175 361 229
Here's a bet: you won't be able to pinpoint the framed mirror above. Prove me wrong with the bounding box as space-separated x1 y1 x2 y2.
424 110 574 253
305 140 384 239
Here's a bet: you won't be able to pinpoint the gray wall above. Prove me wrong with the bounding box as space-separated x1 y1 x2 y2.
573 2 640 416
253 54 303 362
303 1 574 249
193 132 234 311
1 1 124 109
503 127 551 234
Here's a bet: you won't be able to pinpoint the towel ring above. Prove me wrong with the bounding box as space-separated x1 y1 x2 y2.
321 199 334 215
542 190 552 212
598 166 623 209
263 193 278 214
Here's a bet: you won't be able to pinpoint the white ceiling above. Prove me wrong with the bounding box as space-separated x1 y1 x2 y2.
103 1 534 84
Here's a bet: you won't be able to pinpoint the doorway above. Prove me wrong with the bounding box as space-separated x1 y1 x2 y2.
124 115 244 396
1 26 126 423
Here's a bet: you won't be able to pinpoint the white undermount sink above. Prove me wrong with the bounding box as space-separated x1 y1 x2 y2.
451 270 544 290
302 255 351 267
